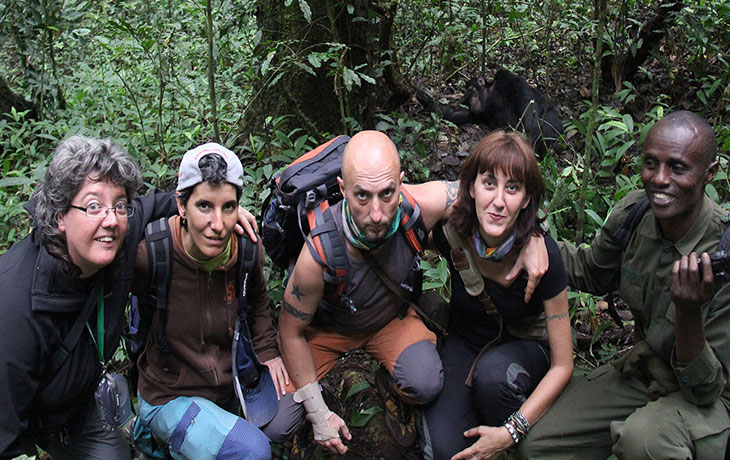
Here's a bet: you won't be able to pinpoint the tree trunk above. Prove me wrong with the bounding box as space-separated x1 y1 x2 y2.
243 0 410 141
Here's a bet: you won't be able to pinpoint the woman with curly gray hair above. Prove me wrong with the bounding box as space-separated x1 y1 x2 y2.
0 136 181 460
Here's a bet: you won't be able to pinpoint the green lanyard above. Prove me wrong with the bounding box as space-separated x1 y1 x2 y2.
86 285 105 363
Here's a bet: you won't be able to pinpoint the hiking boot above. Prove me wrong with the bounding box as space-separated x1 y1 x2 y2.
374 366 417 448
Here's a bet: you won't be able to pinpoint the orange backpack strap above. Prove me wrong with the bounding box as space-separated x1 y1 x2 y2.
304 201 348 297
399 188 428 253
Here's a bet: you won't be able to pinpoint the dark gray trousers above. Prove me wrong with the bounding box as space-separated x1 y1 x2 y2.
44 406 131 460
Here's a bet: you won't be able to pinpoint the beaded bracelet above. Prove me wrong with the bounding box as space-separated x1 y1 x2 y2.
503 420 521 444
509 417 527 438
507 411 531 438
513 411 531 432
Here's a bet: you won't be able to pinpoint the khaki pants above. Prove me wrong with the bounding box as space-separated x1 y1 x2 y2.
519 365 730 460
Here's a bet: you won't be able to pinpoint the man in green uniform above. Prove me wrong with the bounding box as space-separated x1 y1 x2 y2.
519 111 730 460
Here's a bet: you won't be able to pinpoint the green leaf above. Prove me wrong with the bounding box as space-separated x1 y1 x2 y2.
0 177 33 188
697 91 708 105
585 209 603 226
342 67 360 92
345 381 371 399
622 114 634 133
308 53 322 68
422 281 444 290
437 258 450 283
603 120 629 133
293 134 309 153
359 72 375 85
261 51 276 75
263 164 273 180
295 62 316 76
375 121 391 131
614 140 635 159
350 406 382 427
298 0 312 22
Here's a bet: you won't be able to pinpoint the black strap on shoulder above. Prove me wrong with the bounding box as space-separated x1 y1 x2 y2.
144 217 173 353
602 196 651 328
236 233 259 322
603 196 651 249
361 251 447 336
46 277 103 377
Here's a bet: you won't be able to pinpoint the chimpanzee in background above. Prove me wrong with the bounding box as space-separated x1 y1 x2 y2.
417 68 563 157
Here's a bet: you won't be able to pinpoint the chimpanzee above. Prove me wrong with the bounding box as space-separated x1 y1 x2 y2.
417 69 563 156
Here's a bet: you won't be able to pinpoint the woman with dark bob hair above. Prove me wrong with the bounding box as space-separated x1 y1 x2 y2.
0 136 256 460
422 130 573 460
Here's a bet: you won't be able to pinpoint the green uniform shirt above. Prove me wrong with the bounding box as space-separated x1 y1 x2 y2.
559 189 730 408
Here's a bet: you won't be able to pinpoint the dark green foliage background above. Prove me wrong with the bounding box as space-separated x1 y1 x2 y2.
1 0 729 387
1 1 730 458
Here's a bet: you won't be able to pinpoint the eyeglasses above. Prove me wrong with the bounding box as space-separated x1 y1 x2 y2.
70 203 135 219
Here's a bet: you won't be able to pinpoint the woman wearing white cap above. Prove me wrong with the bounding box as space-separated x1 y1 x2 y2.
132 143 299 460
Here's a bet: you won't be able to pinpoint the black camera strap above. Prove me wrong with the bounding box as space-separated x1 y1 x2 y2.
47 277 103 377
361 251 447 336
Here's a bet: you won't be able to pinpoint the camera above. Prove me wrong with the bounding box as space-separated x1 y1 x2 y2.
699 250 730 284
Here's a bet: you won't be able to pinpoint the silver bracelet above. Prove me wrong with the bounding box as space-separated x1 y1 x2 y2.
513 410 531 432
504 421 521 444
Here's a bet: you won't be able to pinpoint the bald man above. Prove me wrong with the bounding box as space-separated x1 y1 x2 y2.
519 111 730 459
278 131 545 454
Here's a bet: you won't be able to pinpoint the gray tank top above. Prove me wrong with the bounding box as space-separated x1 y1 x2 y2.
314 201 421 335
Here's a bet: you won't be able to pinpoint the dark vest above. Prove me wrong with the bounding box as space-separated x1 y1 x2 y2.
313 202 421 335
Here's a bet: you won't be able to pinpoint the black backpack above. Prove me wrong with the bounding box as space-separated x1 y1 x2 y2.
126 217 259 380
261 135 429 298
601 196 651 328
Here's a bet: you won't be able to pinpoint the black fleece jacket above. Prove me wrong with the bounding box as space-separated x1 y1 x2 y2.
0 190 176 459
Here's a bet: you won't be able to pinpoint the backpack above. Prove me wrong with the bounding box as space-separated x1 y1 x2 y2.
126 217 259 385
261 135 429 298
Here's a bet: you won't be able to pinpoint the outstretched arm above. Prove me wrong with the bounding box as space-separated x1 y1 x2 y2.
402 180 459 231
279 242 351 454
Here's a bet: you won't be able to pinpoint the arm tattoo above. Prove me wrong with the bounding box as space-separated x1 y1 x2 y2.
546 311 569 321
283 301 313 322
291 284 304 302
443 181 459 211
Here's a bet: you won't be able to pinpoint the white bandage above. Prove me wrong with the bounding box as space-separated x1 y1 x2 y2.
293 381 339 441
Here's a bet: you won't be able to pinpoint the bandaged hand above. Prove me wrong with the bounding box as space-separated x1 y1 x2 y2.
294 381 351 452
